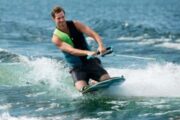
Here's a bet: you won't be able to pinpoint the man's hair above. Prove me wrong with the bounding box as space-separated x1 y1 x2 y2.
51 6 65 18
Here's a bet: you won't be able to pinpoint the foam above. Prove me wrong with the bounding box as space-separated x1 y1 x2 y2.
0 112 65 120
0 104 12 111
117 36 180 50
24 57 81 98
117 36 144 41
155 42 180 50
107 62 180 97
2 50 179 98
0 48 7 52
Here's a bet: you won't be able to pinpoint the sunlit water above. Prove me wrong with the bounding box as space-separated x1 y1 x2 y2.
0 0 180 119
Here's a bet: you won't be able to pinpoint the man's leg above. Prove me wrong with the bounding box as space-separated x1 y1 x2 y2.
89 79 98 85
75 80 88 91
89 66 111 82
89 74 110 85
70 66 89 92
99 73 111 81
87 58 111 82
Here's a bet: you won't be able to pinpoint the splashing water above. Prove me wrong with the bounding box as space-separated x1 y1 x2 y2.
106 62 180 97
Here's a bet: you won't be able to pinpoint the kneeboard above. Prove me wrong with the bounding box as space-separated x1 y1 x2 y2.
82 76 125 94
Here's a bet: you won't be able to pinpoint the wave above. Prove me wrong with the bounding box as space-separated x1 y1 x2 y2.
154 42 180 50
91 19 180 40
0 20 50 42
0 51 80 98
0 112 66 120
1 50 180 98
106 62 180 97
117 36 180 51
0 49 28 63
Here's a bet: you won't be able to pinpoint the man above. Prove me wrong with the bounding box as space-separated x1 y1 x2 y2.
51 6 110 92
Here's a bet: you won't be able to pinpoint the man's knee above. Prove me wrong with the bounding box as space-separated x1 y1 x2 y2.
75 80 88 91
99 74 110 81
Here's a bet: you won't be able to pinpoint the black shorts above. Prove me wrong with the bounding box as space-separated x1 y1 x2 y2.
70 58 108 84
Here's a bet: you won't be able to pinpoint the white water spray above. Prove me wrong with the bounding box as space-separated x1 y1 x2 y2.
107 62 180 97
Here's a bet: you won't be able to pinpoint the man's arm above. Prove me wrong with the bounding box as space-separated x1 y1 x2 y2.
74 20 106 53
52 35 95 56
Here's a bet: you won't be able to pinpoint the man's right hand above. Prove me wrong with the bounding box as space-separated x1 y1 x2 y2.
87 51 96 56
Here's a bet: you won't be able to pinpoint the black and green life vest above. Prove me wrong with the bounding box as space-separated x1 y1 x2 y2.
53 21 90 67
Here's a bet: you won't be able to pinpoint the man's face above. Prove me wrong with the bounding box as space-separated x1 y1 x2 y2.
53 11 66 26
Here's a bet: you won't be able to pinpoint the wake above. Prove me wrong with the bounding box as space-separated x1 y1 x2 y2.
1 49 180 97
107 62 180 97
